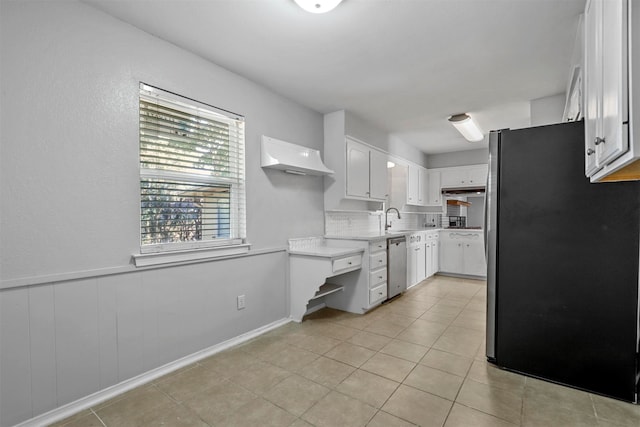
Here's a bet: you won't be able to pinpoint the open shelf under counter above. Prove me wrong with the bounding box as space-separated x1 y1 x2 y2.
311 283 344 300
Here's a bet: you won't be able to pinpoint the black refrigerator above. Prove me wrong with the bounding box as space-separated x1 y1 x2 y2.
485 120 640 403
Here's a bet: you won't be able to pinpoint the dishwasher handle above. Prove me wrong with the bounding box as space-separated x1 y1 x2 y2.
387 236 406 246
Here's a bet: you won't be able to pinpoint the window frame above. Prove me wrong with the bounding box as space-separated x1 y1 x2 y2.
137 83 247 257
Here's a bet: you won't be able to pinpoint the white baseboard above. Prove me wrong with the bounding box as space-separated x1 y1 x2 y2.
304 302 327 316
15 317 292 427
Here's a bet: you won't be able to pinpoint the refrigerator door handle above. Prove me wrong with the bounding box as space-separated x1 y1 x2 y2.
484 176 488 257
485 130 499 362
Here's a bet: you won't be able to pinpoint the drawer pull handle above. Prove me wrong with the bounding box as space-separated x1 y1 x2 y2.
587 148 595 156
595 137 606 145
348 261 352 265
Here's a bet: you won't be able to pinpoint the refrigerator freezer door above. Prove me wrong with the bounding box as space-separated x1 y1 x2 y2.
492 121 640 402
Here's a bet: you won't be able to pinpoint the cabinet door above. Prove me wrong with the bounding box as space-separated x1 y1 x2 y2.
425 242 433 278
597 0 628 167
467 166 488 186
441 169 464 188
418 167 428 205
407 246 417 287
369 148 388 200
369 283 387 305
407 165 420 205
431 240 439 274
416 245 426 282
427 171 441 205
346 139 370 198
463 240 487 276
440 239 463 273
584 0 602 176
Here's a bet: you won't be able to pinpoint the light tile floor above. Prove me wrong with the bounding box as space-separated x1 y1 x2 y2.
52 275 640 427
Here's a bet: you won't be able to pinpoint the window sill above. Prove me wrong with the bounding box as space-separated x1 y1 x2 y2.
132 244 251 267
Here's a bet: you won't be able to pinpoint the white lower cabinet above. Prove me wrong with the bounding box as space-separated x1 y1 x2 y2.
407 231 440 288
324 238 388 313
431 239 439 275
369 268 387 287
425 232 439 278
439 231 486 277
425 242 433 278
332 254 362 272
463 240 486 276
369 284 387 305
440 238 462 273
368 240 388 305
408 243 426 287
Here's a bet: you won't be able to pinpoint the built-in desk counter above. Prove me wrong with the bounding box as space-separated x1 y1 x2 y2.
288 238 364 322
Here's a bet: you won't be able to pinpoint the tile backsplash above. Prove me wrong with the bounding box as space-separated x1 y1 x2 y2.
325 211 381 235
325 211 442 235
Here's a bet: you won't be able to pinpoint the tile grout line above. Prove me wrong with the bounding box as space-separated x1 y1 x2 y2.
89 408 107 427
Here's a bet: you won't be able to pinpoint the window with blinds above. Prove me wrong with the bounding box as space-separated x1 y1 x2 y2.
139 83 245 253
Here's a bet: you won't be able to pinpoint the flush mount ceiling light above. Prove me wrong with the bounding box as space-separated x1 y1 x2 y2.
448 113 484 142
294 0 343 13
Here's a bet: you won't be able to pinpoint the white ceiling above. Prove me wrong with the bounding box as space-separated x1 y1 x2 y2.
83 0 585 154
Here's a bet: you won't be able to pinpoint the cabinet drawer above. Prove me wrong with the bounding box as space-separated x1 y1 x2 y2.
369 283 387 305
332 254 362 273
370 251 387 269
370 267 387 287
369 240 386 252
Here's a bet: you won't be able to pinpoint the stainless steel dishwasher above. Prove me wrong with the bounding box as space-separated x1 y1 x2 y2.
387 236 407 300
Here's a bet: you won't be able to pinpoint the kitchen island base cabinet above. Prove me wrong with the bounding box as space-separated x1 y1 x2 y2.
439 231 486 278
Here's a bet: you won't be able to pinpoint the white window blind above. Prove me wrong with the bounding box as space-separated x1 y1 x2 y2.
139 83 246 253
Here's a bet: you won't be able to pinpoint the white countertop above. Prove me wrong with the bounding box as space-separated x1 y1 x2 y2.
325 228 443 241
324 231 403 241
288 246 364 258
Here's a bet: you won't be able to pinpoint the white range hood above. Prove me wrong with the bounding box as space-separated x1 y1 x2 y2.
261 135 334 176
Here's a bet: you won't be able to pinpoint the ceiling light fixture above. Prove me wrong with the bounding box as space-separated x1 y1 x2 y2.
294 0 343 14
448 113 484 142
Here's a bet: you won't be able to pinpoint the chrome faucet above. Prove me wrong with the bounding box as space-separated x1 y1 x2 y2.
385 207 401 231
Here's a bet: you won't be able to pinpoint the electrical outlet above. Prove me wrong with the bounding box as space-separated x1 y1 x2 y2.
237 295 246 310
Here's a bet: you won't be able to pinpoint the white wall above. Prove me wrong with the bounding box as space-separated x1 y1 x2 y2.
466 196 485 227
0 1 325 425
530 93 566 126
427 148 488 169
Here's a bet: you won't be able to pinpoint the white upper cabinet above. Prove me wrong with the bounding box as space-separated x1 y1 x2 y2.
406 164 440 207
467 166 488 186
419 167 428 205
584 0 602 176
585 0 640 182
346 139 370 198
584 0 628 171
345 137 388 201
369 148 389 200
599 0 627 166
441 164 488 189
426 171 441 205
407 164 420 205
